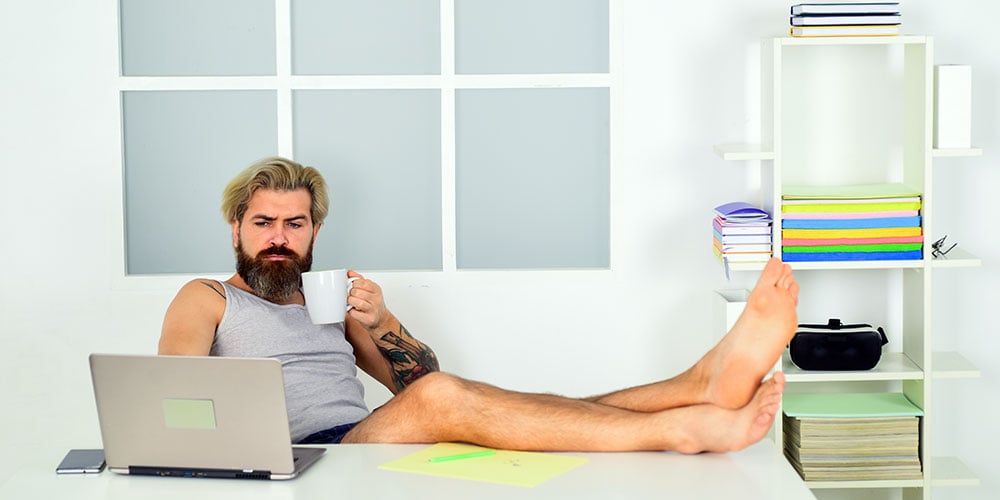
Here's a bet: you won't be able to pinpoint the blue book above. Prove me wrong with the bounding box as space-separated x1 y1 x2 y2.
781 216 921 230
714 202 772 223
781 250 922 262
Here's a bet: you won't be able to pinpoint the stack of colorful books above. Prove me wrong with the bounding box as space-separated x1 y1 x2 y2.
783 392 923 482
790 2 901 37
781 184 922 262
712 202 773 264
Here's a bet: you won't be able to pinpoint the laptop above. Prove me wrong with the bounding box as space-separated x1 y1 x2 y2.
89 353 325 480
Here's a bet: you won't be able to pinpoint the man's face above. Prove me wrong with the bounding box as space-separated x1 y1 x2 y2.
232 188 320 302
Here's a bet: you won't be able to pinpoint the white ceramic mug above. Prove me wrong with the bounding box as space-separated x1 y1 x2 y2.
301 269 357 324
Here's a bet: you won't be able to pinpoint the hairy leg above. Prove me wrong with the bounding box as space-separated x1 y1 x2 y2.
587 258 798 412
341 371 785 453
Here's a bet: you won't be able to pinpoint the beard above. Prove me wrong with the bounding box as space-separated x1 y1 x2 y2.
235 240 314 303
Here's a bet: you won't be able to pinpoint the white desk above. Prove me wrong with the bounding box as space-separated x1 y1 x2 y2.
1 441 816 499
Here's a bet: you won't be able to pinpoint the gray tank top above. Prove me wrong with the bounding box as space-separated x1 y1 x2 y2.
211 281 369 442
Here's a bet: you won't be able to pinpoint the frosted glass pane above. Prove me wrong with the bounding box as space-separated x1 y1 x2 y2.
293 90 442 271
456 88 610 269
292 0 440 75
123 91 278 274
120 0 275 76
456 0 608 74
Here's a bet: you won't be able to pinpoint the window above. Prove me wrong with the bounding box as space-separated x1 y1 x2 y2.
119 0 615 274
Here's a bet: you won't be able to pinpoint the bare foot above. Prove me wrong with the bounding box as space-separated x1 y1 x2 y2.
701 258 798 410
670 372 786 454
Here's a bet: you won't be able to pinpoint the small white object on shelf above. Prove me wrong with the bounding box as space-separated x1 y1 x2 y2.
934 65 972 148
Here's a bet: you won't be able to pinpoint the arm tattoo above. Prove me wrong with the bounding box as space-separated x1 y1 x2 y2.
376 324 439 391
200 280 226 299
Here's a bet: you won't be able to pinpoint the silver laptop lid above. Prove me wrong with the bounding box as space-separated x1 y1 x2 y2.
89 354 312 479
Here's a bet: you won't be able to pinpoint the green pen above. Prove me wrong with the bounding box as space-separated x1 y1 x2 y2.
427 449 496 463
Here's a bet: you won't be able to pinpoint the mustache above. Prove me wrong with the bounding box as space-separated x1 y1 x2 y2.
258 246 298 257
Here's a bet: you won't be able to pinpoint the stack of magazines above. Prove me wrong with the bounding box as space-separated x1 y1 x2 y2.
712 202 773 264
790 2 901 37
783 393 923 482
781 184 922 262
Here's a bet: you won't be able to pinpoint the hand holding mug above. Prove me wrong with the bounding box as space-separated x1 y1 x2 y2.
344 270 391 331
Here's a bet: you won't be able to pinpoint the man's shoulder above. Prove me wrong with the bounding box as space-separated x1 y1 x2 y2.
175 278 228 302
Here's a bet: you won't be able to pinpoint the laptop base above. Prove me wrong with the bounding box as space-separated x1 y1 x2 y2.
113 447 324 481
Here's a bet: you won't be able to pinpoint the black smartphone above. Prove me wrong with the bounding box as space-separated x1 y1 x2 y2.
56 449 106 474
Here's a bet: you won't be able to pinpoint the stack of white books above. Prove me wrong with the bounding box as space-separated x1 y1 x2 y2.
790 2 901 37
712 202 772 264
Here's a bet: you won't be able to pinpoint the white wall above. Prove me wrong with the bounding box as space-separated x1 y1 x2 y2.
1 1 996 498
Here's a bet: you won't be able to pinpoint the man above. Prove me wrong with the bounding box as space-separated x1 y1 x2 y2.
160 156 800 453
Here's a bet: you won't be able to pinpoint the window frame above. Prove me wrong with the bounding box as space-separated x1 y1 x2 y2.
112 0 623 288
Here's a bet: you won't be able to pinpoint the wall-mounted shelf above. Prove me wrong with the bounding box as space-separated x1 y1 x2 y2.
932 147 983 157
713 143 775 161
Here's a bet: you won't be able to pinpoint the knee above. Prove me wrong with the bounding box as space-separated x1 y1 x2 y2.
401 371 468 409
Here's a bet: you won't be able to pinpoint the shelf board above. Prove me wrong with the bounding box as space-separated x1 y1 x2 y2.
802 457 979 490
932 352 981 379
781 352 979 382
932 147 983 157
783 352 923 382
713 143 775 161
930 247 982 268
725 250 980 271
787 259 924 271
930 456 980 487
777 35 929 47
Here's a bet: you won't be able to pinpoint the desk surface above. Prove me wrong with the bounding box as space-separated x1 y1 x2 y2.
1 441 816 500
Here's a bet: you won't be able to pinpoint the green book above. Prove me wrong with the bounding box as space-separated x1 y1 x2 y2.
782 202 921 213
783 243 923 253
782 183 922 200
783 393 923 418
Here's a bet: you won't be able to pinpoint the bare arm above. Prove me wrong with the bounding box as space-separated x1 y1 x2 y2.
343 272 439 393
158 280 226 355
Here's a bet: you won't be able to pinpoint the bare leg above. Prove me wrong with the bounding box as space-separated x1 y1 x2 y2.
698 258 798 409
341 257 796 451
342 371 785 453
589 258 798 412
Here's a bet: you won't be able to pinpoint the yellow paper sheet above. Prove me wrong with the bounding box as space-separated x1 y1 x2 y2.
378 443 589 487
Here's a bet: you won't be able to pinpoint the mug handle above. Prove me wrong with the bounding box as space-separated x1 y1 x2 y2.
345 277 360 312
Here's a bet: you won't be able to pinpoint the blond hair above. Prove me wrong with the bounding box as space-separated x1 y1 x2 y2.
221 157 329 225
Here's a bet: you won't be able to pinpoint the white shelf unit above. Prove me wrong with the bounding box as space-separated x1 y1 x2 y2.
716 36 981 498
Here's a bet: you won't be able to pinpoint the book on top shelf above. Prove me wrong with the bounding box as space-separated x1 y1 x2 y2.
713 202 773 274
783 183 921 200
791 24 900 37
713 232 772 245
781 216 921 229
713 240 772 254
782 227 921 239
791 3 900 16
714 201 772 222
782 209 918 219
713 218 771 235
791 14 900 26
712 246 771 262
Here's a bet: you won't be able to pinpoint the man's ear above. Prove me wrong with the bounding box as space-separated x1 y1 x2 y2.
312 223 321 240
231 220 240 249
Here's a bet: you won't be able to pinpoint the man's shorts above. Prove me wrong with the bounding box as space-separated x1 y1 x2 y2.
298 421 361 444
